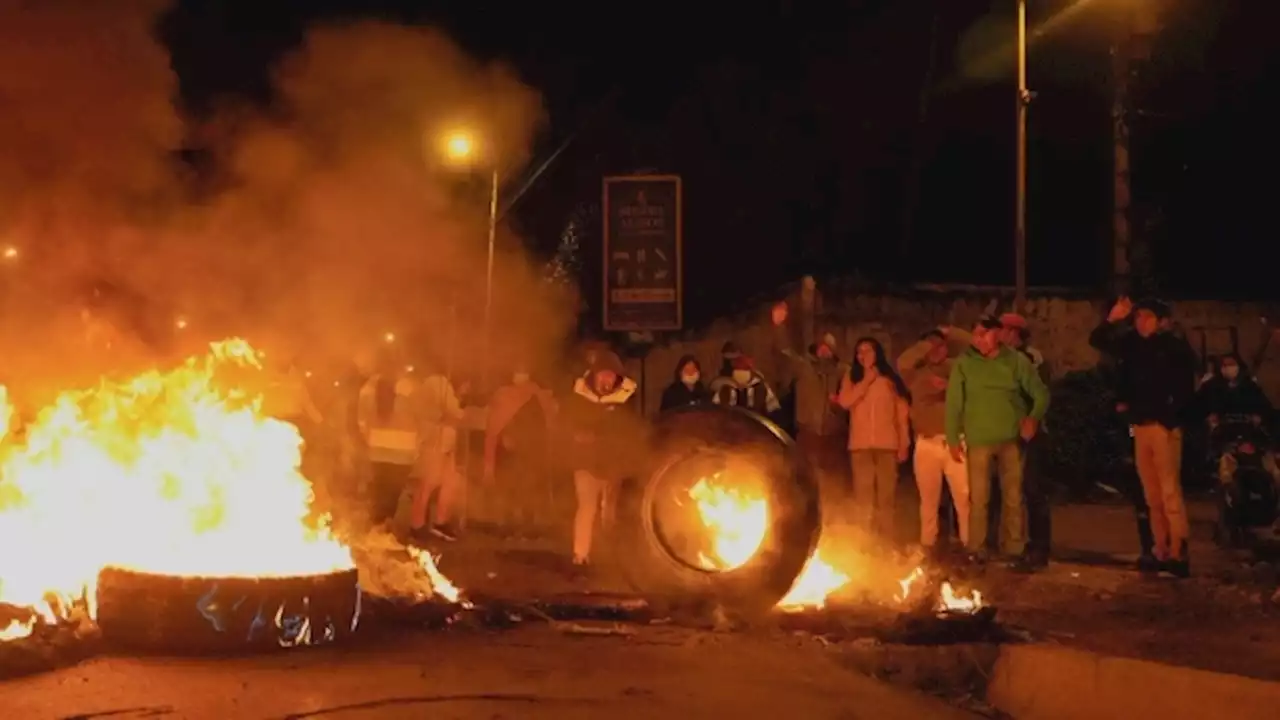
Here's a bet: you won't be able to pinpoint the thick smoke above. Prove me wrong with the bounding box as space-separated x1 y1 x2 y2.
0 1 562 404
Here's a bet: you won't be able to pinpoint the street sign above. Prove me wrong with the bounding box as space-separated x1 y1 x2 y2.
602 175 682 331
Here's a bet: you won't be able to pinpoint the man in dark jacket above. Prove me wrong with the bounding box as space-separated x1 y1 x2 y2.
1090 297 1198 577
564 350 640 568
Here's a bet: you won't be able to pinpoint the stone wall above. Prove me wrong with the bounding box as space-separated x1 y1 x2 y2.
625 284 1280 417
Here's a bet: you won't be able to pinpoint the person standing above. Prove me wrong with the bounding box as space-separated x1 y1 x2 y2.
792 332 850 502
564 350 639 569
837 337 911 540
898 327 971 555
659 355 711 411
999 312 1052 569
356 350 423 530
412 359 467 541
1090 297 1198 577
482 364 557 538
709 355 782 418
946 317 1050 565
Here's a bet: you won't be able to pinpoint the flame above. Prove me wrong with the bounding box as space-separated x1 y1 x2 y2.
407 547 471 608
687 473 849 609
937 582 983 613
777 552 850 611
896 566 925 602
0 339 355 642
689 475 768 570
896 566 985 614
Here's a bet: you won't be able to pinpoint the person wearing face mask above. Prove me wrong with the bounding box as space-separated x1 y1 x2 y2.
482 364 557 538
1090 297 1197 577
1198 354 1270 430
708 355 782 418
660 355 711 412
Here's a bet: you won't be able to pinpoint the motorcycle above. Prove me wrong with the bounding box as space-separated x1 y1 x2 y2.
1211 418 1280 548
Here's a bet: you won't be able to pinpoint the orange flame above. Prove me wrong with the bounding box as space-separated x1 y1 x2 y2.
0 339 355 642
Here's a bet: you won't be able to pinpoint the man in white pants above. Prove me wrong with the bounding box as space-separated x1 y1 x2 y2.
898 327 971 551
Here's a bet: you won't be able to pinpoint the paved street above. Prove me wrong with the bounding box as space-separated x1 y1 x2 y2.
2 625 976 720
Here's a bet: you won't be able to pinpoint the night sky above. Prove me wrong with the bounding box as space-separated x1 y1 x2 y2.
161 0 1277 327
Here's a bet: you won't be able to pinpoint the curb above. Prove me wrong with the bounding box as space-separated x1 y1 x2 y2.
988 643 1280 720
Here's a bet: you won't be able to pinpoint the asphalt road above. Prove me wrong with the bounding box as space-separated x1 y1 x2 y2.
2 625 976 720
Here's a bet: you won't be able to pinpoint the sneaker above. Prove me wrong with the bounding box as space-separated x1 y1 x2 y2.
429 524 458 542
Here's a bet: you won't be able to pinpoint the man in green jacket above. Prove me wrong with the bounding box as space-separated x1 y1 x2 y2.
946 316 1050 561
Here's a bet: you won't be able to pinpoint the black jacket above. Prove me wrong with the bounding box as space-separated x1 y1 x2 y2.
1089 321 1197 429
660 354 711 412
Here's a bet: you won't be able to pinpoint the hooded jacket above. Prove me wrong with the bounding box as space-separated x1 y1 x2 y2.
564 351 640 479
660 354 711 412
945 345 1050 448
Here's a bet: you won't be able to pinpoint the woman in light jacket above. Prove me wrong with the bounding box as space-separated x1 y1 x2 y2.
837 337 911 541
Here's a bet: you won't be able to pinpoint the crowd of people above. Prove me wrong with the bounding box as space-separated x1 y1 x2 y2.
293 292 1278 581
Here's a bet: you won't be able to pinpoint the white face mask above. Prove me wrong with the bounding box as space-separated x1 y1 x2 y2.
732 370 753 385
1221 366 1239 381
512 372 530 385
681 373 700 386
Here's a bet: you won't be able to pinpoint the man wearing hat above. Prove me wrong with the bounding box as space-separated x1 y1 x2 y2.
1090 296 1198 577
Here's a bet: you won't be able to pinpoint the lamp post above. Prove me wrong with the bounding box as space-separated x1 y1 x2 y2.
443 131 498 387
1015 0 1031 312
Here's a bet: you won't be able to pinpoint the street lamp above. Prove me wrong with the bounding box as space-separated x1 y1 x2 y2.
441 129 499 387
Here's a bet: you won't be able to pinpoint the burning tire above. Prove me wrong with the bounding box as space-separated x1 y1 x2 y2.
614 405 821 615
95 566 361 654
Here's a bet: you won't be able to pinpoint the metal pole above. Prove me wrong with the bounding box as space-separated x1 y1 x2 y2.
483 167 498 388
1015 0 1029 312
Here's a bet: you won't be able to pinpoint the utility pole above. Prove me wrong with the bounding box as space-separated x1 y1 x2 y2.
1111 0 1161 297
1014 0 1031 311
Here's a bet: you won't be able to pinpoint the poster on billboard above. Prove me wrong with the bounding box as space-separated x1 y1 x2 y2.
602 175 682 331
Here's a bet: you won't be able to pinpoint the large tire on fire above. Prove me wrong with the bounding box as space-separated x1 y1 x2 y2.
611 405 821 616
95 567 361 655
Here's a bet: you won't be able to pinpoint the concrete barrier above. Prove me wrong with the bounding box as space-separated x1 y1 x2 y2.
989 643 1280 720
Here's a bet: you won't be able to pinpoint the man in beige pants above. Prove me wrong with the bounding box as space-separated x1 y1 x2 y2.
1090 297 1197 576
898 327 972 551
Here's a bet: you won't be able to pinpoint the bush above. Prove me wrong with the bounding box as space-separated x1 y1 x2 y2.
1042 368 1130 499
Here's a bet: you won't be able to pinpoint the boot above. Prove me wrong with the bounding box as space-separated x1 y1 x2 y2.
1165 540 1190 578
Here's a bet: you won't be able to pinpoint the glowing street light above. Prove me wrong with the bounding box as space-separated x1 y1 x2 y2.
174 316 189 331
2 246 18 261
444 132 474 162
438 128 499 387
383 331 397 344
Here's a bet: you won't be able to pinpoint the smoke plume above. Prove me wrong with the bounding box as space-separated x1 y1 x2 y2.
0 1 561 403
